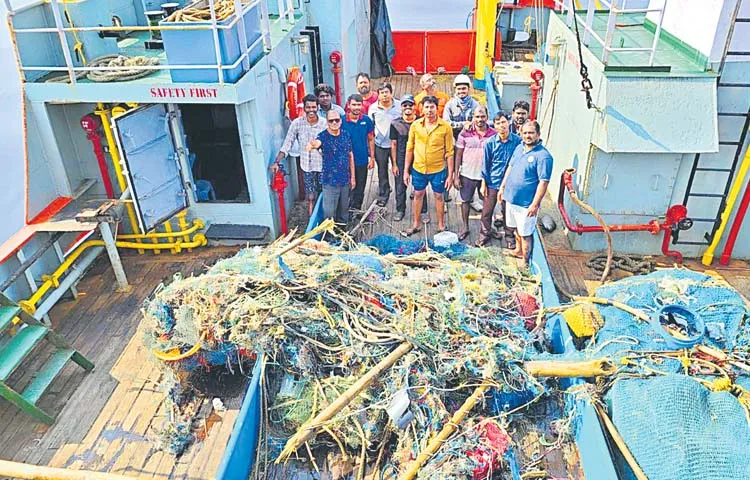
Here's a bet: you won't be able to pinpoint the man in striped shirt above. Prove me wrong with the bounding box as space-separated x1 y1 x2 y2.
271 94 327 215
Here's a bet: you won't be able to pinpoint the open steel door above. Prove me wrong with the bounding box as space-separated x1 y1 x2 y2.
112 104 188 233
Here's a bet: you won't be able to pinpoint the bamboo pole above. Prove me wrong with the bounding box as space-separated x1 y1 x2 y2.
0 459 134 480
398 381 491 480
276 342 413 463
593 403 649 480
567 296 650 322
272 219 335 258
524 358 617 377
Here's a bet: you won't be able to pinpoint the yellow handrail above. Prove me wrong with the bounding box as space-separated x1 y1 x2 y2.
19 233 208 314
702 147 750 266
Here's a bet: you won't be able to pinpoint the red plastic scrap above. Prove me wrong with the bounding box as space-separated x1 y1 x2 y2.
467 422 511 480
512 291 539 330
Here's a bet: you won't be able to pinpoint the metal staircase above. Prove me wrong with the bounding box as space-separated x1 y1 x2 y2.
0 293 93 424
677 6 750 247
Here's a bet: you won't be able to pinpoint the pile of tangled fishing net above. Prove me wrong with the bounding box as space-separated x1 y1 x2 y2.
142 223 579 477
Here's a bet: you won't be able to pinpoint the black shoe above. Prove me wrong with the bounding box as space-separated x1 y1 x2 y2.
394 211 405 221
376 200 387 207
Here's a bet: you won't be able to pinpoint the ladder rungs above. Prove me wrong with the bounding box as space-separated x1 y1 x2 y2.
673 241 709 246
719 83 750 87
689 218 719 222
688 193 725 198
719 141 742 146
22 348 75 405
727 52 750 56
0 306 20 334
0 325 48 381
717 112 748 117
695 167 732 172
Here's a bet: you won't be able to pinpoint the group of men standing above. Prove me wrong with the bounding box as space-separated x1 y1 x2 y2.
271 72 552 267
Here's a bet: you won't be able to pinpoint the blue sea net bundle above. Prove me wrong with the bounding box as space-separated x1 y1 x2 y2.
606 374 750 480
567 269 750 480
585 269 747 364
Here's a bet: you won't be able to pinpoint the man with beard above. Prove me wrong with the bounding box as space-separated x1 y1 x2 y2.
354 72 379 112
510 100 529 135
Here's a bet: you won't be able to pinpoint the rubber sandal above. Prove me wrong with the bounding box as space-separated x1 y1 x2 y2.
458 231 470 241
402 226 422 237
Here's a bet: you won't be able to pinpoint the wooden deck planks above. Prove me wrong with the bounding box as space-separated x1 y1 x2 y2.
0 246 242 478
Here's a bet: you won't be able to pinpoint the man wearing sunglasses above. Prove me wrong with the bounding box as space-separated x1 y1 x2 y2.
307 110 356 226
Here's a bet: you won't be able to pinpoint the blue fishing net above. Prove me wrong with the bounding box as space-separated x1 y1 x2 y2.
364 234 468 257
606 375 750 480
586 269 747 366
566 270 750 480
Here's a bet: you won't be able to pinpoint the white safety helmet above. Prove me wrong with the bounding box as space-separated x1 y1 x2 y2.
453 74 472 87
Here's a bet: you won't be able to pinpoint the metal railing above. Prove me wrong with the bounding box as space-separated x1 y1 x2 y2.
554 0 667 66
4 0 297 85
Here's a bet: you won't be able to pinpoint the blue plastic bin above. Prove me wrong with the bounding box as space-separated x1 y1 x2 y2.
160 1 263 83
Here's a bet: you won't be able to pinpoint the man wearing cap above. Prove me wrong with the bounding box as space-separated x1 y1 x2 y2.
414 73 450 118
390 94 427 221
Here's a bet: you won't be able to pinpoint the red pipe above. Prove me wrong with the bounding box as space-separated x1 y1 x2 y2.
558 169 687 263
529 69 544 121
719 178 750 265
329 50 343 107
271 166 289 235
80 114 115 198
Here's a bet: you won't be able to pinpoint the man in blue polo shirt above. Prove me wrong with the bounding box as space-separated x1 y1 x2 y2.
498 120 553 267
342 94 375 211
477 113 520 247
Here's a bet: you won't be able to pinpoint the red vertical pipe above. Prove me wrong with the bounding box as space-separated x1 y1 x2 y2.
329 51 343 106
719 179 750 265
87 132 115 198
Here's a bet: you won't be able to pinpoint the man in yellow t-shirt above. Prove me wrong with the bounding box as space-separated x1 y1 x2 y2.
403 96 454 235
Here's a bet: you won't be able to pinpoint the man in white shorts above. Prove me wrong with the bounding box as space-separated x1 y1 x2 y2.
498 120 553 267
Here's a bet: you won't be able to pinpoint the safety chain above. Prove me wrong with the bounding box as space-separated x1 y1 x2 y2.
571 13 597 110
